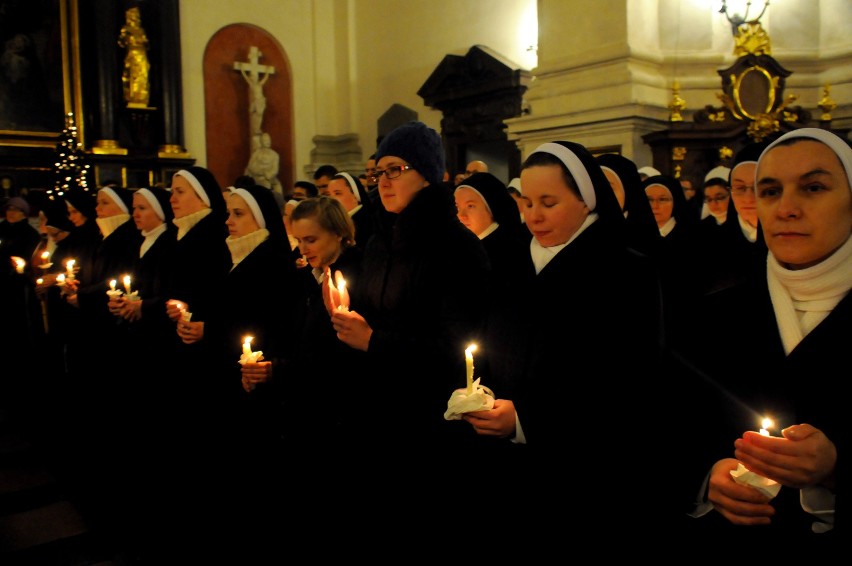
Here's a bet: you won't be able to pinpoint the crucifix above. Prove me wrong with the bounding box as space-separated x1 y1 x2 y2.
233 46 276 136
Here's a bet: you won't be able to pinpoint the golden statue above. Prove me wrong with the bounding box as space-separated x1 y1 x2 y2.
118 7 150 108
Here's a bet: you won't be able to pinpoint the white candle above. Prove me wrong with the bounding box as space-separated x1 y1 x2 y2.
760 417 774 436
335 271 349 311
465 344 477 393
123 275 132 294
243 336 253 356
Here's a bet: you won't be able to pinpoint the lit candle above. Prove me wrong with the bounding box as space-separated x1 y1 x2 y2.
56 273 66 286
36 278 44 285
335 270 349 311
123 275 132 294
41 251 50 261
110 279 117 291
760 417 774 436
465 343 477 394
65 259 76 279
243 335 253 356
12 256 25 274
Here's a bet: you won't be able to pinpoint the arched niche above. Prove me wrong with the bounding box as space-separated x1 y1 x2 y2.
203 24 294 191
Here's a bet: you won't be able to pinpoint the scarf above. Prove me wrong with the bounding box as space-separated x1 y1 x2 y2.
530 213 598 274
739 214 758 243
173 208 212 240
96 213 131 239
767 236 852 355
226 228 269 269
140 223 167 258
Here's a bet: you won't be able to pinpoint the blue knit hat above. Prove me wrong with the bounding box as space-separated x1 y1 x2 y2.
376 121 445 186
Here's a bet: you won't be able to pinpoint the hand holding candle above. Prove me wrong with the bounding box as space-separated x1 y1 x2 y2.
106 278 124 300
239 335 264 366
65 259 76 281
730 415 781 499
39 251 52 269
11 256 25 274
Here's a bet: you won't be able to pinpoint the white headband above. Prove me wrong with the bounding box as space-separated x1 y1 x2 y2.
135 188 166 221
533 142 597 211
759 128 852 193
644 183 673 198
455 184 493 217
337 172 361 203
229 188 266 229
174 170 211 207
99 187 129 214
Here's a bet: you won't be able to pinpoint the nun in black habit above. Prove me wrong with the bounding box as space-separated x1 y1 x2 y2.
461 141 676 543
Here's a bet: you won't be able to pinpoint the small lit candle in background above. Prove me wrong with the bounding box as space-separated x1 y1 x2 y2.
56 273 66 286
465 343 477 394
12 256 25 274
41 251 50 261
760 417 774 436
65 259 76 280
243 335 253 356
123 274 132 294
36 277 44 285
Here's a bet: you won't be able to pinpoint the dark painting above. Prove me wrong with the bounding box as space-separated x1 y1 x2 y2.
0 0 66 133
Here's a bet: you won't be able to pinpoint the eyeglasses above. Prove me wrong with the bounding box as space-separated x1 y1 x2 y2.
647 197 673 205
730 184 754 196
704 195 730 204
374 165 412 180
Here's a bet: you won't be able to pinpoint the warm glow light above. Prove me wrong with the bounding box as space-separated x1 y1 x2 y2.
760 417 773 436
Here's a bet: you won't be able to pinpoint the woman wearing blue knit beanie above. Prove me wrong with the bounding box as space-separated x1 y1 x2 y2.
325 120 492 505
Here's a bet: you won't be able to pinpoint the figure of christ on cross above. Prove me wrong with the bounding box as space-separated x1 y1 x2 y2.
233 46 276 136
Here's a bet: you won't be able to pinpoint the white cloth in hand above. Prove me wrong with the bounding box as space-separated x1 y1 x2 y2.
730 462 781 499
444 378 495 420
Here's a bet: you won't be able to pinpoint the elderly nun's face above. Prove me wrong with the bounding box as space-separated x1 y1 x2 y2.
756 140 852 270
169 175 207 218
645 184 674 229
226 193 261 238
521 163 590 248
132 193 164 233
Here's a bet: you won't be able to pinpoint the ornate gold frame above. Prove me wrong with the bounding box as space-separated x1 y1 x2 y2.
0 0 84 148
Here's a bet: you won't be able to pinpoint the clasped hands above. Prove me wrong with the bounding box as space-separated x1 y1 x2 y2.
708 423 836 526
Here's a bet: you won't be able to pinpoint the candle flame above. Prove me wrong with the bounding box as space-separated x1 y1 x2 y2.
761 417 773 430
41 251 50 260
110 279 117 290
123 275 131 286
244 336 253 346
66 259 75 269
37 278 44 285
57 274 66 283
13 257 25 269
466 343 478 355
